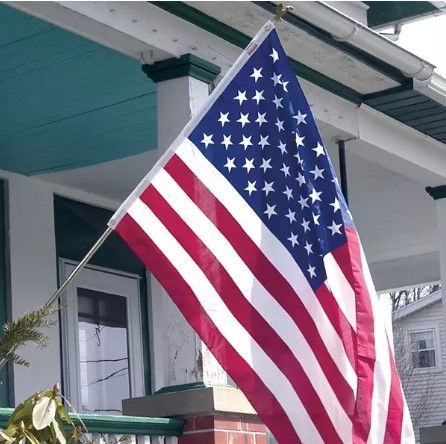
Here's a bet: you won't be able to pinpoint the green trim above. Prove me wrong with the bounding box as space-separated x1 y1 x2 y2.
366 2 438 28
255 1 405 83
150 1 363 104
0 408 185 436
143 54 221 84
426 185 446 200
155 382 208 394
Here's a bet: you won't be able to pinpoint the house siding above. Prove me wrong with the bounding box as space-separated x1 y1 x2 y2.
395 300 446 442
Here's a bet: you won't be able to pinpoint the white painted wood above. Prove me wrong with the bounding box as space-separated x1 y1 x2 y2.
434 198 446 330
60 261 144 412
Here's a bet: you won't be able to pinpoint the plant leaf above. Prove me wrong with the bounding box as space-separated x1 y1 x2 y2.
32 396 56 430
51 420 66 444
55 399 74 426
23 430 39 444
0 429 13 443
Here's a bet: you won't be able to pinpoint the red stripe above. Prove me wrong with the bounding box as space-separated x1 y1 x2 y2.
384 341 404 443
141 185 343 443
332 228 377 443
115 214 301 444
164 154 356 416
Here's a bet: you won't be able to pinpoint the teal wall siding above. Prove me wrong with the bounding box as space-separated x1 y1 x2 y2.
0 4 157 175
54 196 151 395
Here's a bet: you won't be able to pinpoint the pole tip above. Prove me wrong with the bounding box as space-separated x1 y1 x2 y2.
274 3 295 22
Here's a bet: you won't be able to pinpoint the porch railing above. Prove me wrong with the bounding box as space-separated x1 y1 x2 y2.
0 408 185 443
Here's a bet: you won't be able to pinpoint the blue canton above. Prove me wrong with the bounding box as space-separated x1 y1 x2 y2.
189 29 353 290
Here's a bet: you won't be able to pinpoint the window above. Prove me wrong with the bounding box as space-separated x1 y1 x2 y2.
410 329 437 369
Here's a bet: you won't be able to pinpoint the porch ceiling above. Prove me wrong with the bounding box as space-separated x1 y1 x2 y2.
0 4 157 175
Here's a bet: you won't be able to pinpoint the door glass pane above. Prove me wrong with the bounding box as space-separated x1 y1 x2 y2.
77 288 129 414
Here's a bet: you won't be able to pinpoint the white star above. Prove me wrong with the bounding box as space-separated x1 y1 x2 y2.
264 204 277 219
262 181 275 196
259 135 270 149
275 118 285 132
218 112 230 127
270 48 279 63
295 133 305 148
301 218 311 232
280 163 290 177
224 157 236 173
250 67 263 82
260 158 272 172
307 265 316 278
313 142 325 157
252 90 265 105
283 186 293 201
273 95 283 109
328 220 343 236
271 72 282 86
288 232 299 247
309 188 322 203
234 90 247 105
293 110 307 125
304 241 313 255
281 80 289 92
242 157 255 173
278 141 287 155
237 112 250 127
310 165 325 180
312 212 320 225
294 152 303 166
285 209 296 224
221 134 233 150
296 172 306 187
245 180 257 196
240 135 253 150
255 112 268 127
298 195 309 209
330 198 341 213
201 133 214 148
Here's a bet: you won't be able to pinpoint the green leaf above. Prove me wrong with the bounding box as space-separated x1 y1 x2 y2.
51 420 66 444
23 430 39 444
32 396 56 430
0 429 13 443
55 399 74 426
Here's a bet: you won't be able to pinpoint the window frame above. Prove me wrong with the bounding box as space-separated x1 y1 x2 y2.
408 323 442 372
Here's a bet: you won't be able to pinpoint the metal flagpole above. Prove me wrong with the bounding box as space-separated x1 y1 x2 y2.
337 139 349 205
44 226 114 308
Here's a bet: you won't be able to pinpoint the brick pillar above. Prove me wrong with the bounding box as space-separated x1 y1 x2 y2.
180 414 267 444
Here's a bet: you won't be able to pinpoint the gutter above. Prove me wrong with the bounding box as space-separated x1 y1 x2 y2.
415 73 446 107
287 1 436 82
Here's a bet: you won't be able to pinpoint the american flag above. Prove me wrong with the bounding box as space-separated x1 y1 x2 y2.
109 22 414 443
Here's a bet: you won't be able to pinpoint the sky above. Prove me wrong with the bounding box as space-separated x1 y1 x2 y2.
395 12 446 77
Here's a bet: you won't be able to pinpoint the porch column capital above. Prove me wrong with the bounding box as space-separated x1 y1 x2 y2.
142 54 221 84
426 185 446 200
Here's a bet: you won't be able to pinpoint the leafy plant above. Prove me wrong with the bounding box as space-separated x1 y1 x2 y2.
0 384 82 443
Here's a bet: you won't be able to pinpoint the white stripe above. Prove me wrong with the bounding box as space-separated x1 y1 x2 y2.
127 198 323 443
152 169 352 442
401 399 415 443
324 253 357 331
175 138 357 392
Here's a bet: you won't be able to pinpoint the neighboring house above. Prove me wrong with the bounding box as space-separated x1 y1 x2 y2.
1 1 446 442
394 291 446 442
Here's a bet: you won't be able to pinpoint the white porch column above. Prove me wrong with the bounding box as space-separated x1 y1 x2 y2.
426 186 446 323
143 55 228 391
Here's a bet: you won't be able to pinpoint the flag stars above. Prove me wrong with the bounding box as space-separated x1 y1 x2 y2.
255 112 268 127
218 112 230 127
221 134 233 150
281 80 289 92
295 133 305 148
280 163 290 177
275 118 285 132
278 141 287 155
309 188 322 203
288 232 299 247
285 209 296 224
250 67 263 82
260 158 272 172
234 90 247 105
245 181 257 196
328 221 343 236
273 95 283 109
262 181 275 196
298 195 309 210
259 135 270 149
313 212 321 225
240 135 253 150
201 133 214 148
296 172 306 187
293 110 307 125
310 165 325 180
270 48 279 63
242 158 255 173
304 241 313 255
237 112 250 128
264 204 277 219
313 142 325 157
283 186 293 201
252 90 265 104
307 265 317 278
224 157 236 173
330 198 341 213
271 72 282 86
301 218 311 232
